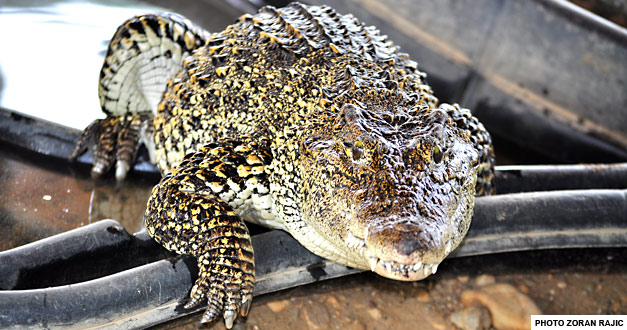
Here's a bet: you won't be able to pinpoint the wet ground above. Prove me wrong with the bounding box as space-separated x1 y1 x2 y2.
0 146 154 252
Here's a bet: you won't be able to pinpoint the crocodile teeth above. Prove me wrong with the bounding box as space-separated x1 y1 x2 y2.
423 264 432 276
345 232 365 249
384 261 392 273
445 241 452 254
368 256 379 272
372 259 440 277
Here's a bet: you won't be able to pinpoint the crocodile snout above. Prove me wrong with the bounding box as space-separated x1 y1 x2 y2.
367 219 444 261
360 217 452 281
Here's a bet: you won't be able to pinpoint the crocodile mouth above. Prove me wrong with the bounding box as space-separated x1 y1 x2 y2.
368 257 441 281
344 230 454 281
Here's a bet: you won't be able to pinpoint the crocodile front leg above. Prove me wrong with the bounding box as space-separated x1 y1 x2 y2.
144 139 273 327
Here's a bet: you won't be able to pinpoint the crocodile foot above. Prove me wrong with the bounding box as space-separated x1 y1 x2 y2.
70 114 152 180
184 250 254 327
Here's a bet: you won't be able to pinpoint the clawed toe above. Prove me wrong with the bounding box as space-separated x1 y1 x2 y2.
184 264 254 329
70 115 151 181
222 310 236 329
241 293 252 317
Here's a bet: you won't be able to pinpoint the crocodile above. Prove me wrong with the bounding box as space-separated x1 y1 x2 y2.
71 3 494 328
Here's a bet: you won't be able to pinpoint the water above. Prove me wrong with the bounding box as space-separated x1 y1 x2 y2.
0 0 167 129
0 148 155 251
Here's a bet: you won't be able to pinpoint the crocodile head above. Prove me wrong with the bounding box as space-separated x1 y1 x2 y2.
300 103 484 281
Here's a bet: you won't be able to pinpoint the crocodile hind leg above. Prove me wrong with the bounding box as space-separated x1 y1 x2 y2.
71 13 209 180
70 113 152 179
145 139 273 328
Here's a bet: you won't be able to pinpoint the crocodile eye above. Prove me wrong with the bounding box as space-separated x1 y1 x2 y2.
343 141 364 162
352 141 364 161
433 145 443 163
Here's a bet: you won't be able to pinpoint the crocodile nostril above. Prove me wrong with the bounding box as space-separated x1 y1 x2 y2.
396 236 420 256
365 219 445 264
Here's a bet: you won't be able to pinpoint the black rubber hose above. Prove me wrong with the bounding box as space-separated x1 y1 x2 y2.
493 163 627 194
452 189 627 257
0 220 171 291
0 189 625 329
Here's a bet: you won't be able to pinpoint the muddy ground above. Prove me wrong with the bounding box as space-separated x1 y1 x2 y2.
151 248 626 330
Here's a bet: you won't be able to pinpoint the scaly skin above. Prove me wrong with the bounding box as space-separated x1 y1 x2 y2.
72 3 495 328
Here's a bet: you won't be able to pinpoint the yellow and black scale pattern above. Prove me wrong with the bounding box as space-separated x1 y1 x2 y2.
73 3 494 328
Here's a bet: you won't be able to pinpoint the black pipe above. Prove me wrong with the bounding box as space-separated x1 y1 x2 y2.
0 220 170 291
453 189 627 257
493 163 627 194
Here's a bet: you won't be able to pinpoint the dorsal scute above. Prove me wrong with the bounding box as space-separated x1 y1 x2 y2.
238 3 398 65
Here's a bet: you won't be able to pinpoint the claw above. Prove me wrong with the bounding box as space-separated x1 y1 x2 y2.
241 293 253 317
223 310 236 329
91 161 110 179
115 160 131 181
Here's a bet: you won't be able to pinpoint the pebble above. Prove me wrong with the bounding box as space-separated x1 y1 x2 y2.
450 306 492 330
300 299 330 329
474 274 496 286
612 301 621 313
266 299 289 313
557 281 567 289
416 288 430 302
326 295 341 309
367 307 382 320
343 319 367 330
517 283 530 295
457 275 470 283
461 283 541 330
